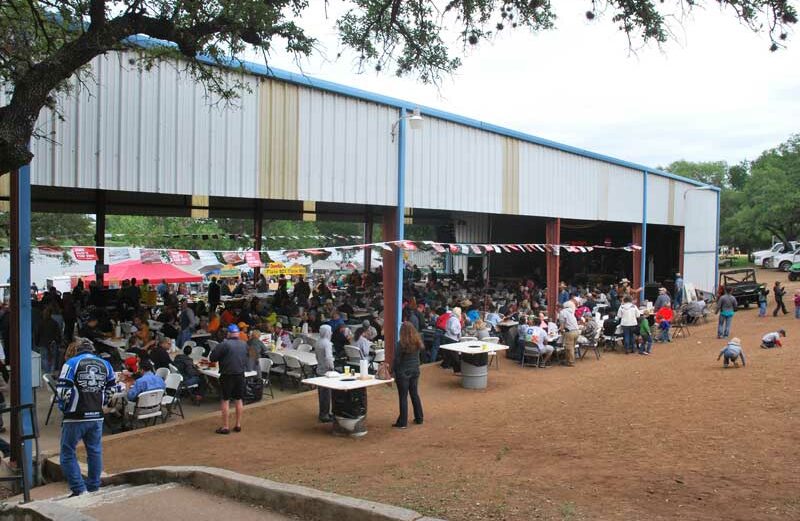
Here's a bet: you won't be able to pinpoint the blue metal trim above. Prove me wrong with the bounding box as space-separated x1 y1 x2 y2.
16 163 33 478
395 108 407 342
124 35 712 189
640 171 648 302
714 190 721 292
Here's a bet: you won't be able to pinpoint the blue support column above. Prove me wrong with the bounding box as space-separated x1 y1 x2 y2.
395 107 407 341
641 171 648 302
10 163 33 479
714 189 720 293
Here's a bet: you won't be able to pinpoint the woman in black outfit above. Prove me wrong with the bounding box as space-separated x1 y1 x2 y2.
393 321 424 429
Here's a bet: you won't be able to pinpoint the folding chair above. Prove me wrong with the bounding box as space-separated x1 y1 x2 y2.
484 336 501 369
283 354 305 390
189 345 205 362
266 351 287 390
161 373 185 421
370 349 385 373
155 367 170 380
258 358 275 399
297 343 314 353
344 345 363 370
125 389 165 428
577 329 602 360
42 373 60 426
520 344 542 368
671 314 690 340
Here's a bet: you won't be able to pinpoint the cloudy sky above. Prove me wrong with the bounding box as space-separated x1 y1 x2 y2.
251 2 800 169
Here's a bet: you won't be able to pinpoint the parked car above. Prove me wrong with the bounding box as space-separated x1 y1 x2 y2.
753 241 798 268
718 268 765 308
767 246 800 272
788 262 800 282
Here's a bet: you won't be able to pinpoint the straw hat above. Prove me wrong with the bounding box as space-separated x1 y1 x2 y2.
730 337 741 346
620 278 630 284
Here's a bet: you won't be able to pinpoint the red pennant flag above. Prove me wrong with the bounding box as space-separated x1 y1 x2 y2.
71 247 97 261
501 245 512 253
470 245 481 254
401 241 418 251
168 250 192 265
431 243 446 253
449 244 460 254
222 252 243 264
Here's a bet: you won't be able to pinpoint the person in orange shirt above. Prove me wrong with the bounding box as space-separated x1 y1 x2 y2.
654 305 673 343
237 322 249 342
220 308 235 326
207 312 221 334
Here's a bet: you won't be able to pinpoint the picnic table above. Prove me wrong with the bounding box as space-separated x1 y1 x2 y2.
437 341 509 389
301 374 393 437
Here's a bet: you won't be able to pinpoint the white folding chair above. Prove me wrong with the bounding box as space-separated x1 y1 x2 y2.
182 340 197 350
371 348 385 373
283 354 305 390
291 337 303 349
206 340 219 354
258 358 275 399
125 389 165 428
344 345 362 370
297 343 313 353
155 367 170 380
266 351 287 390
460 336 478 342
189 346 205 362
168 363 179 374
484 336 502 369
161 373 185 420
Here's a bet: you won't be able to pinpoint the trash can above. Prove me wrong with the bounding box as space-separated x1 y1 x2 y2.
332 388 368 436
460 353 489 389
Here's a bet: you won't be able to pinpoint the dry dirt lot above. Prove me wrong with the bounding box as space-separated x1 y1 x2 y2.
102 270 800 521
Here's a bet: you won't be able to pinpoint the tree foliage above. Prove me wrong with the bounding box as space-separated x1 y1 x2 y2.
727 134 800 246
0 0 797 174
0 211 94 245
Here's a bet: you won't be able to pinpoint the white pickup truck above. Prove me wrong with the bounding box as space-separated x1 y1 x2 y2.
753 241 798 268
767 245 800 271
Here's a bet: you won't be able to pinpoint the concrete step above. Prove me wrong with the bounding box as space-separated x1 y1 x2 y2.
57 483 177 511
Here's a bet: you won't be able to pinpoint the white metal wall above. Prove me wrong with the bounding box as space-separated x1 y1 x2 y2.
518 142 643 223
30 51 260 197
452 213 489 276
297 88 397 206
646 175 671 225
405 117 504 213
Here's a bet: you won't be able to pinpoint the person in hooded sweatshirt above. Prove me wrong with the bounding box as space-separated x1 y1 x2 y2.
314 324 335 423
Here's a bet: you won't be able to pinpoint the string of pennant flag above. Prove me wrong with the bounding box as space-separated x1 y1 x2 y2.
29 233 365 242
18 240 642 267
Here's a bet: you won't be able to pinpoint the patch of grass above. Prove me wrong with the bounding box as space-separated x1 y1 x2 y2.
560 500 577 520
495 445 511 461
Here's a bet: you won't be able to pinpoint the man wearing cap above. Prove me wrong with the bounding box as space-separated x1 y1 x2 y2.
56 339 116 496
210 324 249 434
653 287 671 313
558 301 580 367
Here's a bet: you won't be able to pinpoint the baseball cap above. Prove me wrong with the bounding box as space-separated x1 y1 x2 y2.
228 324 240 333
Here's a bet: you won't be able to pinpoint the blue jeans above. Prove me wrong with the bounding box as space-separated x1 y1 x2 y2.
795 307 800 319
717 314 733 338
429 330 442 363
622 326 637 352
659 323 671 342
183 375 205 396
177 328 192 348
639 334 652 353
60 420 104 494
759 302 767 317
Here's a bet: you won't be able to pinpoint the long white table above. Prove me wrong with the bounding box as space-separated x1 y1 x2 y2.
301 374 393 436
198 367 258 379
278 349 317 366
437 341 509 389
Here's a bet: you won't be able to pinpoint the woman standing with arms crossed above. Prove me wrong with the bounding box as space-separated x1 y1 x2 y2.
393 322 425 429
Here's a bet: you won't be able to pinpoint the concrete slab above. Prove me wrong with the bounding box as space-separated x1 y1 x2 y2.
82 484 299 521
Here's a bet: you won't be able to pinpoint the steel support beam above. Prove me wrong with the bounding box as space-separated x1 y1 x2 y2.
95 190 106 287
545 218 560 321
9 165 34 477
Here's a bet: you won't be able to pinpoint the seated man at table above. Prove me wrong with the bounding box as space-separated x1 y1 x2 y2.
125 359 166 405
148 339 173 370
172 345 206 403
248 330 270 357
361 319 378 341
525 317 553 368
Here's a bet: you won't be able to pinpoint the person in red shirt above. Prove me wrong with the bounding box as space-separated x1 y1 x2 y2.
654 305 673 343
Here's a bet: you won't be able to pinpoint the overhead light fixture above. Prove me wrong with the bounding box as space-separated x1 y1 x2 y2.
391 107 423 142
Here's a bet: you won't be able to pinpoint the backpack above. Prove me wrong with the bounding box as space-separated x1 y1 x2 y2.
435 312 452 331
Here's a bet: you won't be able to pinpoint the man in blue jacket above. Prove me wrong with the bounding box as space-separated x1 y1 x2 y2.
56 339 116 496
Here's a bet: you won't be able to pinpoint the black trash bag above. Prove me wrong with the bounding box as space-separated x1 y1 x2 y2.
244 376 263 404
461 352 489 367
332 388 367 419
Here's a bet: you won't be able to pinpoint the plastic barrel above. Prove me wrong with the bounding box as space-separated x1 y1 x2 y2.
461 358 488 389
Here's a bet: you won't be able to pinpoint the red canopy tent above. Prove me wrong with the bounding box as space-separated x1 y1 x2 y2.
81 259 202 287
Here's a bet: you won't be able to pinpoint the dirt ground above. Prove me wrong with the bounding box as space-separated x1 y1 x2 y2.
101 270 800 521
